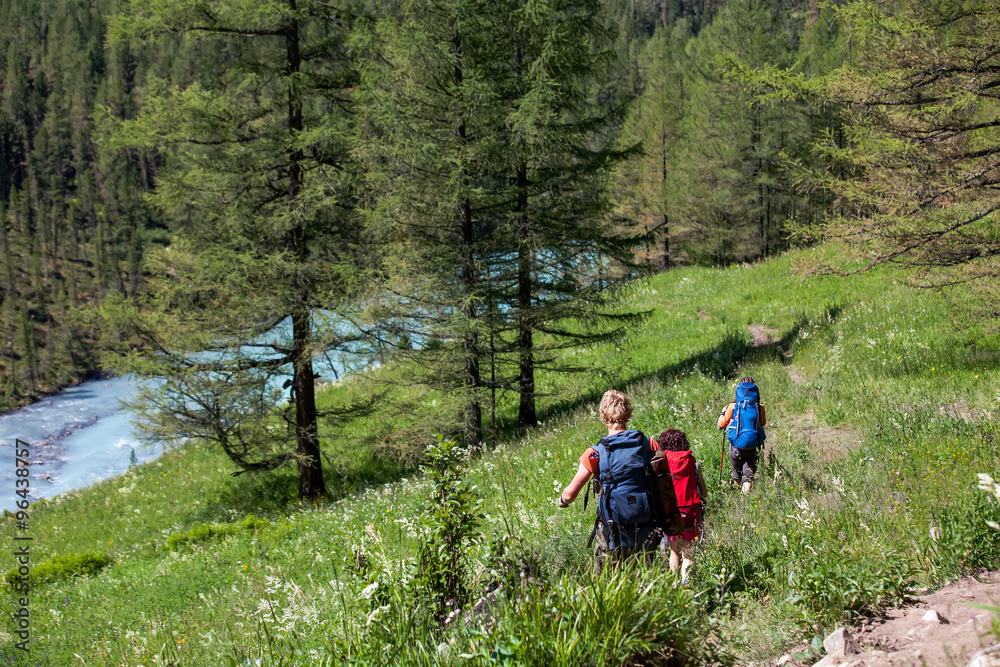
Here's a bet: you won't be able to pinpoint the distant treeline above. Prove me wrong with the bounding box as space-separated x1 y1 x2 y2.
0 0 844 410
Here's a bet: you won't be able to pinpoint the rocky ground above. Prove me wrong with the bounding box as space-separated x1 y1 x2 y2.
776 571 1000 667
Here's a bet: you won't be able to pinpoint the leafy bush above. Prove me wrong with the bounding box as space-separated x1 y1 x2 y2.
778 536 915 633
326 561 713 666
4 551 113 587
414 435 484 626
480 565 713 666
165 514 270 550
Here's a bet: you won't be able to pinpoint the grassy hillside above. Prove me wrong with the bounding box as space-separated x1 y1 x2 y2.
3 250 1000 665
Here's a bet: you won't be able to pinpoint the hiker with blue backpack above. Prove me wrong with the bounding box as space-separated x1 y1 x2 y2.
557 390 686 571
718 376 767 494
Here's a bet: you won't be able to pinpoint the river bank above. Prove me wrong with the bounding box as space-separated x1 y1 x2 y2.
0 365 106 416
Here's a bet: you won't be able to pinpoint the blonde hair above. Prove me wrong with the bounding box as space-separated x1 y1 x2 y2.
599 390 632 428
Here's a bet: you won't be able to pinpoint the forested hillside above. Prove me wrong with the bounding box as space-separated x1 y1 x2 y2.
0 0 176 407
0 0 845 411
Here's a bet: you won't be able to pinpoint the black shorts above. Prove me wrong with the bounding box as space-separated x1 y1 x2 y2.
729 444 758 483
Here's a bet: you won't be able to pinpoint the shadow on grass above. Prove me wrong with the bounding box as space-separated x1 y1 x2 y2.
188 446 413 522
532 302 845 429
196 304 845 519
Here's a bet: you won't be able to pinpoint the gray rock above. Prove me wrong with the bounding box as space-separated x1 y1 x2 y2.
464 587 501 626
823 627 856 656
966 644 1000 667
813 650 845 667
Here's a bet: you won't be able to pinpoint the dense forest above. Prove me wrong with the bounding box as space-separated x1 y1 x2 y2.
0 0 169 405
0 0 848 415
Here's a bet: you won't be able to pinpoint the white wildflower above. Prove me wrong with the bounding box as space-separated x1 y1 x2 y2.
831 476 845 495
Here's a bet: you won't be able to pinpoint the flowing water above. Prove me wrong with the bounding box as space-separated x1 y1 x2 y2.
0 375 159 512
0 343 357 513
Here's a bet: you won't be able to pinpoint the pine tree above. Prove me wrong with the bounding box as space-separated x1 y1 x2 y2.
356 0 644 441
677 0 809 263
354 0 495 448
491 0 646 429
614 20 693 270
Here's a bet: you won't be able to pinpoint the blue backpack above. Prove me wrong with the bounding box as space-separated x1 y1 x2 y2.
728 382 766 450
592 430 663 551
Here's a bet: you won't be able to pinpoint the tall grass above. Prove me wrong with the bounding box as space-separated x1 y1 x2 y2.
3 250 1000 665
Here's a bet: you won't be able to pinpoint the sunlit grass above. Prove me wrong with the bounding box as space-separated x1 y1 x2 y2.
3 249 1000 665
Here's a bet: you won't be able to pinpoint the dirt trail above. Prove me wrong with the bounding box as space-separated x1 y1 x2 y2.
773 411 863 462
740 330 1000 667
777 574 1000 667
747 324 799 382
749 324 782 347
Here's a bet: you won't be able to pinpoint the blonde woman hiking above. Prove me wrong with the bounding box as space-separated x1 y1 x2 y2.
557 389 663 570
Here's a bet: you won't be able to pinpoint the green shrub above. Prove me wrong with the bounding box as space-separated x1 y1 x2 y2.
414 435 484 626
165 514 270 550
4 550 113 587
481 564 713 666
778 536 915 633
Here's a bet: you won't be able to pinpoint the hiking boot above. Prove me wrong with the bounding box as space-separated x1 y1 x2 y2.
741 481 752 494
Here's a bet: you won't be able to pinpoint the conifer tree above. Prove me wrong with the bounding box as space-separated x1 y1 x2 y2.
104 0 365 498
354 0 494 447
614 20 693 270
769 0 1000 306
677 0 806 263
356 0 643 440
490 0 645 429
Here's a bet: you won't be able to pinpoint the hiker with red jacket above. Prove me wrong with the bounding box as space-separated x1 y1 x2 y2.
718 376 767 494
557 389 663 570
650 429 707 582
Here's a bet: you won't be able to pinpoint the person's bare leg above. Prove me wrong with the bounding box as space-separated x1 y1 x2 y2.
679 540 696 582
668 541 681 572
681 555 694 580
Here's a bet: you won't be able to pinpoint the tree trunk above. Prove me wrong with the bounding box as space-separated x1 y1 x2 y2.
753 102 765 259
455 32 482 449
661 119 670 270
460 196 482 448
292 308 325 498
127 221 140 300
286 3 327 499
516 162 536 429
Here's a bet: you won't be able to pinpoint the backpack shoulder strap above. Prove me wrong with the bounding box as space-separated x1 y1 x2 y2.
594 437 614 485
639 433 652 463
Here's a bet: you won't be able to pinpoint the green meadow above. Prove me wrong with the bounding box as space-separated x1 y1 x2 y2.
3 250 1000 665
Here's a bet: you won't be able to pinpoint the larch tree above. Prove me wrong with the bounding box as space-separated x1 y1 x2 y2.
103 0 366 498
353 0 497 448
490 0 645 429
614 20 693 271
355 0 644 441
765 0 1000 306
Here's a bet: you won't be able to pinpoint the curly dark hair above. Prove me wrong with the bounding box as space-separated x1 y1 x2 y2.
657 429 690 452
740 376 756 384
